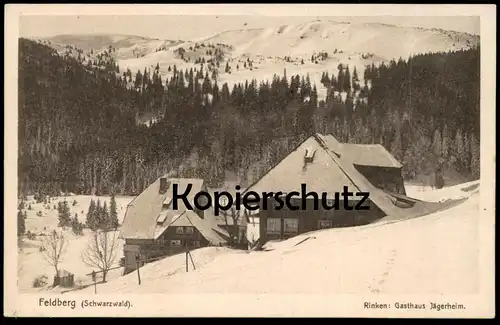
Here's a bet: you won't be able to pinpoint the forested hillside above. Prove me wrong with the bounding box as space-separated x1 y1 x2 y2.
18 38 480 197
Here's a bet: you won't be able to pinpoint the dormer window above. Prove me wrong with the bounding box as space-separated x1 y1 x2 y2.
162 196 172 209
156 212 168 226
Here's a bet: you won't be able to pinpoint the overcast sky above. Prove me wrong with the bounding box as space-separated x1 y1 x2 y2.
19 14 480 41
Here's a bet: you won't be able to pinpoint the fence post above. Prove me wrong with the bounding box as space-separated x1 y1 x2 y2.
136 253 141 285
188 251 196 270
91 271 96 294
185 249 189 272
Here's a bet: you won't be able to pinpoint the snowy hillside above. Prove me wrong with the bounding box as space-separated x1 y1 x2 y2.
17 194 134 293
199 21 478 60
38 20 479 103
76 181 480 295
40 34 179 54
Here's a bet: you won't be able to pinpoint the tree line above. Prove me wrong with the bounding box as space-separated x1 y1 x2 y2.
18 38 480 198
17 194 119 237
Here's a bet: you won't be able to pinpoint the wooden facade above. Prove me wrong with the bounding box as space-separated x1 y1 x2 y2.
121 177 231 275
123 224 212 274
354 165 406 196
259 197 385 243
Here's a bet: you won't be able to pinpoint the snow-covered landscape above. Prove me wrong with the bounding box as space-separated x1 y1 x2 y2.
10 8 494 318
17 181 480 294
17 195 133 293
36 20 479 105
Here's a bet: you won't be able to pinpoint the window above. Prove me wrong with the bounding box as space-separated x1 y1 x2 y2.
170 240 182 247
266 218 281 234
284 218 299 233
185 226 194 235
318 220 332 229
162 196 172 209
176 227 184 235
191 240 200 247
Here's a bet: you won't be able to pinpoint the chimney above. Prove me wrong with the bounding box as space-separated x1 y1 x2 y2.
159 177 169 194
304 148 315 164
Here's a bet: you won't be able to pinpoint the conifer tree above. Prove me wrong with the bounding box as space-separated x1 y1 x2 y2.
18 210 25 236
86 199 98 231
109 194 119 229
57 201 71 227
352 66 359 83
432 129 443 168
320 72 326 85
469 132 480 180
352 67 360 91
344 66 351 91
72 213 83 235
101 201 110 230
95 199 103 229
337 68 345 92
134 70 143 89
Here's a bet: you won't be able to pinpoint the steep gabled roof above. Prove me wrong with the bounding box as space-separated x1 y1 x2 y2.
340 143 402 168
164 178 205 206
119 177 204 240
152 210 228 245
321 134 402 168
244 136 358 199
314 134 403 216
318 133 454 219
243 133 408 217
183 210 228 245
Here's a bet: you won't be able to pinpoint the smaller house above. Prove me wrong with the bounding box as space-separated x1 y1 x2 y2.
120 177 230 275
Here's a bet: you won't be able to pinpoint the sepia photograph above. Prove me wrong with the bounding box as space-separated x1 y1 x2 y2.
4 4 496 318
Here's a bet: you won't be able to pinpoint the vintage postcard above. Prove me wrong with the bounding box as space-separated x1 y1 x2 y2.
4 4 496 318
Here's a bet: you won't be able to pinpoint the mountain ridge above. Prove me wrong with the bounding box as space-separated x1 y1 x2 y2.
32 20 479 106
39 19 480 43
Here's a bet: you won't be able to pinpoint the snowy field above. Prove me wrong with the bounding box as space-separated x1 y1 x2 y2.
67 180 480 295
17 194 134 293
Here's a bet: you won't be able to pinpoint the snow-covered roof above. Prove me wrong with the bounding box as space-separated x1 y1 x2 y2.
120 177 204 240
243 133 412 217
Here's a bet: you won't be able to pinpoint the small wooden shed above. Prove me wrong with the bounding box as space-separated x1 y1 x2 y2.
53 269 74 287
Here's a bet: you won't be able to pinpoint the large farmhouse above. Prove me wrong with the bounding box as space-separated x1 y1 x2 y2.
119 178 231 275
244 133 443 244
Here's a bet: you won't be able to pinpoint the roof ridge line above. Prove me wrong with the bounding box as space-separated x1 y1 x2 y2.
313 134 363 193
166 210 187 228
184 210 198 229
